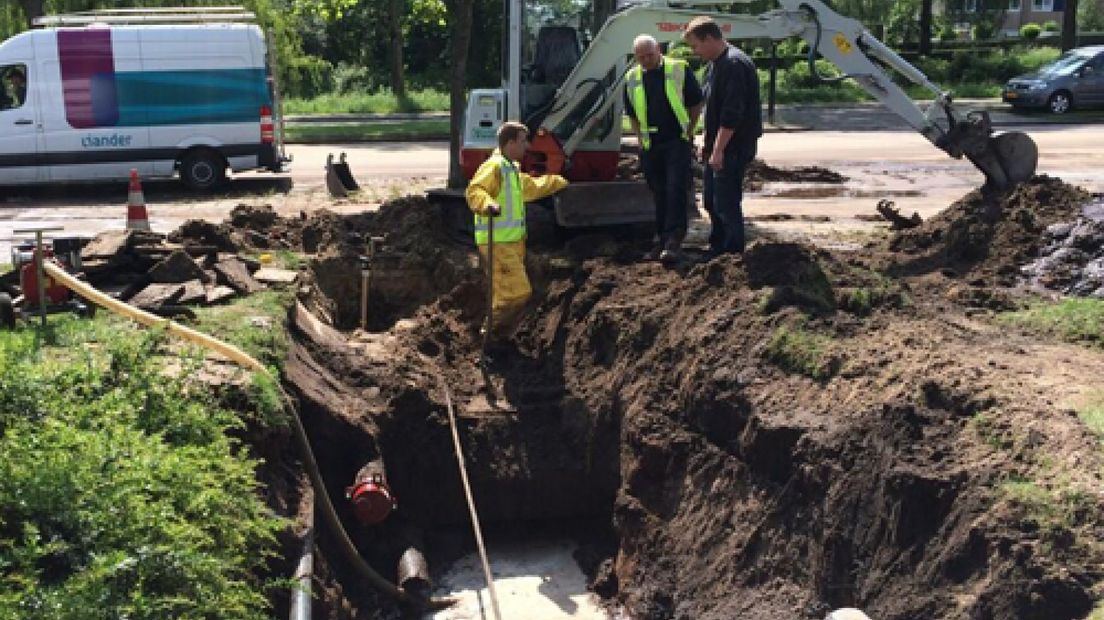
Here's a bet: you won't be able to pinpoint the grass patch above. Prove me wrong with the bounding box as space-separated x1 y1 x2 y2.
764 323 839 380
1077 392 1104 441
285 119 449 143
190 288 295 369
998 298 1104 349
283 89 449 114
0 313 285 619
999 476 1092 535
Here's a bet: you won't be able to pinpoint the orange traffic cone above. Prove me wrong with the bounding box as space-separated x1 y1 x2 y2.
126 168 150 231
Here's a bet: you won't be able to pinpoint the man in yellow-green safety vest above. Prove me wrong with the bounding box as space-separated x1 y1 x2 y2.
624 35 704 264
465 121 568 349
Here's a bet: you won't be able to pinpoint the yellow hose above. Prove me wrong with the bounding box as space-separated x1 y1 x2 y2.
44 262 264 372
43 262 453 608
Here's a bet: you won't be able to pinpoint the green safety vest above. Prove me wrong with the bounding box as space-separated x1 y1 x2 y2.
473 153 526 245
626 56 690 151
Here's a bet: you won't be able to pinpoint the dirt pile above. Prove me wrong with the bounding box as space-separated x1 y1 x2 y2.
744 159 848 191
284 223 1104 620
888 175 1092 284
616 155 847 191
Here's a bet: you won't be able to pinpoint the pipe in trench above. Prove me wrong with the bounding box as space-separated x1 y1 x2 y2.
350 459 432 603
42 262 455 610
289 487 314 620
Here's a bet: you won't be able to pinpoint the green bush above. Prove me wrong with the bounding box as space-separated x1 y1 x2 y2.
1043 20 1060 33
0 320 284 619
1021 23 1043 40
939 25 958 42
972 21 995 41
283 55 334 99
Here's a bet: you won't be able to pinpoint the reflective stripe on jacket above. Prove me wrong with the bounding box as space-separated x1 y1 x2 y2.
626 56 690 151
473 153 526 245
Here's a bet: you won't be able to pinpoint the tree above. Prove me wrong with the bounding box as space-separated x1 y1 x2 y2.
920 0 933 55
1062 0 1079 51
388 0 405 98
443 0 475 188
591 0 615 37
18 0 43 26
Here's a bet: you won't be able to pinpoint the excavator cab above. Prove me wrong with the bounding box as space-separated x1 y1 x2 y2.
522 25 582 128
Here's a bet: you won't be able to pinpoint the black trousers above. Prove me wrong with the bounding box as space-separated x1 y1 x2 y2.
703 145 755 254
641 139 692 243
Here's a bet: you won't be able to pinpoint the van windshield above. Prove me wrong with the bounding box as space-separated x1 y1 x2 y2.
1038 52 1090 77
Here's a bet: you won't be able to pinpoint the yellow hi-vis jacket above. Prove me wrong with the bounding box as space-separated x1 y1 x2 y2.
465 149 568 245
625 56 691 151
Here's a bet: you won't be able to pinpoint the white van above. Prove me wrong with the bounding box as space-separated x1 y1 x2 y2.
0 12 287 189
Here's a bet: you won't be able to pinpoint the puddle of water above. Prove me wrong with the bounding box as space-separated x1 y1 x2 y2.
429 539 621 620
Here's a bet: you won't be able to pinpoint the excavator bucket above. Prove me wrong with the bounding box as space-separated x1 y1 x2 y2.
552 180 656 228
335 152 361 191
937 111 1038 191
325 153 349 198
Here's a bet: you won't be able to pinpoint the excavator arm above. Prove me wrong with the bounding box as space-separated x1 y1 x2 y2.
537 0 1036 191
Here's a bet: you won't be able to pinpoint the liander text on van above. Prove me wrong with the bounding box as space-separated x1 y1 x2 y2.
81 133 134 148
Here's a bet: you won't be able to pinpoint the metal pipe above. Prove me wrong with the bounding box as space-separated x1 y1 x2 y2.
397 545 431 601
289 490 314 620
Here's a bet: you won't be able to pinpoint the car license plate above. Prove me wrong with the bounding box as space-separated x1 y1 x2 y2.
1005 91 1018 99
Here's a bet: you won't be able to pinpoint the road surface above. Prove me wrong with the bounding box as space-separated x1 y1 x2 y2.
2 125 1102 259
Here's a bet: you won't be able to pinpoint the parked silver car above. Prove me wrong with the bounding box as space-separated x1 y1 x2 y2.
1002 45 1104 113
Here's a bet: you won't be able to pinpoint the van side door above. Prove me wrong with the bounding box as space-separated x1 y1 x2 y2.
0 62 43 184
38 28 153 181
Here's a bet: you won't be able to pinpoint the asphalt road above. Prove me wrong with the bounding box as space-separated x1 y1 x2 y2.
2 122 1102 260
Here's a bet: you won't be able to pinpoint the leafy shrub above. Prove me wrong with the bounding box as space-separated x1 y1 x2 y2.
1021 23 1043 40
939 24 958 42
0 321 284 619
283 54 334 99
1043 20 1060 33
972 20 995 41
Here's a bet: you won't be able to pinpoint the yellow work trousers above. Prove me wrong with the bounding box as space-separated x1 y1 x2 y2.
477 240 530 339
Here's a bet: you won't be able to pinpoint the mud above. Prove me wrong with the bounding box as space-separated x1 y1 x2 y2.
273 175 1104 620
617 155 847 193
887 175 1093 286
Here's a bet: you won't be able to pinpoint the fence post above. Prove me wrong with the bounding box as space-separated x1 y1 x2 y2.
768 41 778 125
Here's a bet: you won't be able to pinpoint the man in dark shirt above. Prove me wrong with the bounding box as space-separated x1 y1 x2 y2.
684 16 762 256
624 35 703 264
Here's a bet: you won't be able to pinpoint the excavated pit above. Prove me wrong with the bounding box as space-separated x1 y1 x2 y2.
241 176 1104 620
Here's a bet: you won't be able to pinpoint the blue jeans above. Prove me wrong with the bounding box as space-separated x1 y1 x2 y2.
703 148 754 254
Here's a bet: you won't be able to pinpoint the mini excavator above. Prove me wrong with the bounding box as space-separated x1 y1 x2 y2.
446 0 1037 230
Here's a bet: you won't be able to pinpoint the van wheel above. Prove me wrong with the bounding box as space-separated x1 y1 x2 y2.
0 293 16 330
1047 91 1072 114
180 149 227 191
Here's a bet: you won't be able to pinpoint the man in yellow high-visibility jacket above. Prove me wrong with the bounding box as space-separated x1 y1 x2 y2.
465 121 568 346
624 35 703 264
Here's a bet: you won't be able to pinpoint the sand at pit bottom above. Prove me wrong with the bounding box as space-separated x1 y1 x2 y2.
430 539 623 620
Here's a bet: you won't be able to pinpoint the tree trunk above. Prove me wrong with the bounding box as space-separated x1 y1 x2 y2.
19 0 45 27
919 0 933 56
1062 0 1079 51
388 0 406 99
592 0 616 37
445 0 475 188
